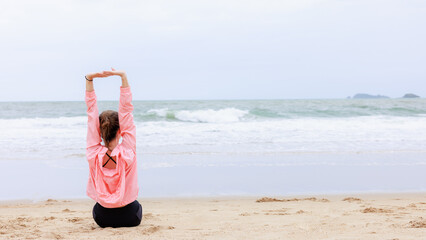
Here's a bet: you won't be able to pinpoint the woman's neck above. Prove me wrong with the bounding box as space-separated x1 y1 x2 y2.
106 137 119 151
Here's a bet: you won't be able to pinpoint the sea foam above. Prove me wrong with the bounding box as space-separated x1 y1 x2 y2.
174 108 248 123
146 108 248 123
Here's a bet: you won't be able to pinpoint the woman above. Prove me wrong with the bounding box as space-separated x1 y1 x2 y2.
85 68 142 228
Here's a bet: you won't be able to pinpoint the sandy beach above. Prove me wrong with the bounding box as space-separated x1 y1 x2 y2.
0 193 425 239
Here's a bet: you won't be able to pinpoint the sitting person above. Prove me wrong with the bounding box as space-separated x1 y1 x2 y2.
85 68 141 228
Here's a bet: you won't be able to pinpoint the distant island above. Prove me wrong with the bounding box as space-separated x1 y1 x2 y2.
402 93 420 98
348 93 421 99
352 93 390 99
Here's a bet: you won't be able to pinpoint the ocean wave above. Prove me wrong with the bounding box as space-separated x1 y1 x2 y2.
1 99 426 124
143 108 249 123
175 108 248 123
0 116 87 128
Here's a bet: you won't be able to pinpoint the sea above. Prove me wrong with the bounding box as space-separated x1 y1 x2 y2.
1 98 426 200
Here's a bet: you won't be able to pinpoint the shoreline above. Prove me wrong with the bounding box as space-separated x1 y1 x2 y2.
1 193 425 239
1 191 426 204
3 163 426 201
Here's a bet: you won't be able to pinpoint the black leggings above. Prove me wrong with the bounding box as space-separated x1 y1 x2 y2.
92 200 142 228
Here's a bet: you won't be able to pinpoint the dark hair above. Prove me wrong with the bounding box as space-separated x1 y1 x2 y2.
99 110 119 147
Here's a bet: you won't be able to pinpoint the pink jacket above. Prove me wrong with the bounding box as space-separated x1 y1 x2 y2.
85 87 138 208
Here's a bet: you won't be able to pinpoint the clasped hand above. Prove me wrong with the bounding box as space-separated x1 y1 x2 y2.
86 68 126 80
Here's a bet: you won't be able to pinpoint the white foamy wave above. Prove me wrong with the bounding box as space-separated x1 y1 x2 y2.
175 108 248 123
147 108 168 117
0 116 87 129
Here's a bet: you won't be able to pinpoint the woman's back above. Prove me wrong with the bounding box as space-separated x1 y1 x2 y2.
102 150 116 169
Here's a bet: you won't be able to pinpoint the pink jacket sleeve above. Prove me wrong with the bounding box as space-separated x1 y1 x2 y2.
85 91 102 161
119 87 136 156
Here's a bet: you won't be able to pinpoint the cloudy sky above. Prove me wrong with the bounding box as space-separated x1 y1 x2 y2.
0 0 425 101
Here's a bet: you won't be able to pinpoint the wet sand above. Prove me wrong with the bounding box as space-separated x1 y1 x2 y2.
0 193 425 239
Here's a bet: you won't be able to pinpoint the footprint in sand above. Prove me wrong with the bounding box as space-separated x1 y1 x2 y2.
62 208 76 213
44 216 56 221
361 207 393 213
45 199 59 205
67 217 83 223
407 217 426 228
342 197 362 203
50 232 63 239
407 203 417 208
15 217 28 222
141 226 161 234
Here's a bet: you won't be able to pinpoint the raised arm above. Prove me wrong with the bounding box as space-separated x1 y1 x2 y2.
102 68 136 153
85 72 109 149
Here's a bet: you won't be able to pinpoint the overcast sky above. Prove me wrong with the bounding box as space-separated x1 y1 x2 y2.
0 0 425 101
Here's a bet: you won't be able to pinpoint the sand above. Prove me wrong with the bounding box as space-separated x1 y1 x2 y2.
0 193 425 239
